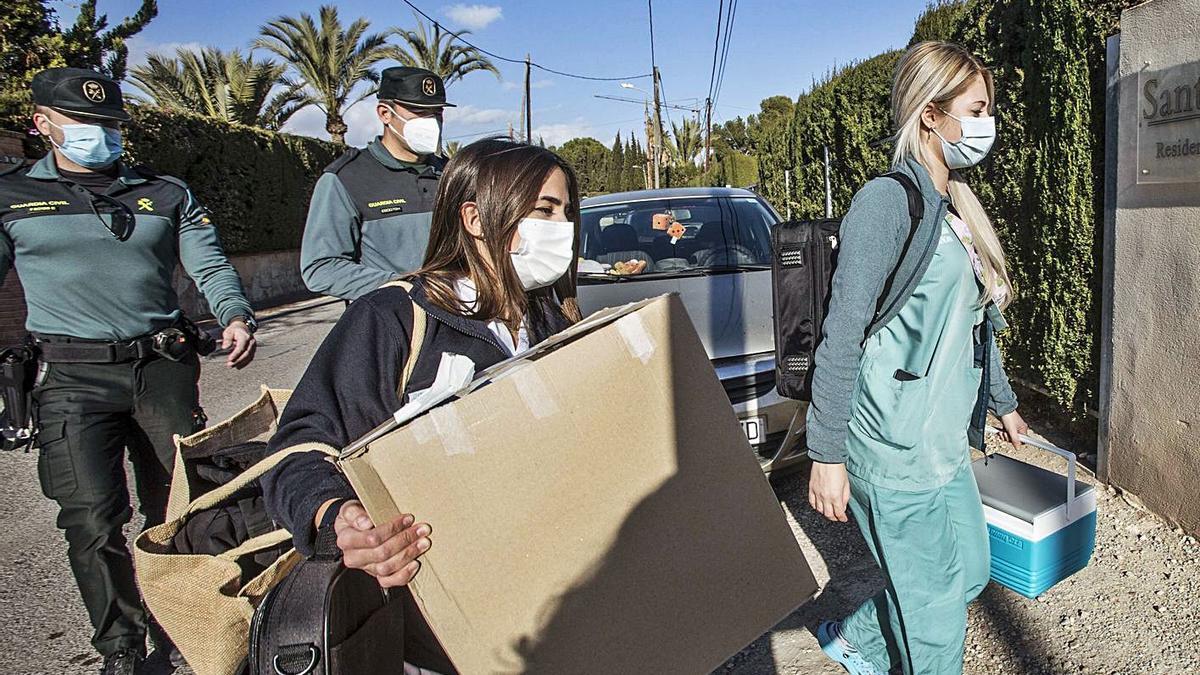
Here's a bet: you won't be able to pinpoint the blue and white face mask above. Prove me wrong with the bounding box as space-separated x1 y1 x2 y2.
49 120 123 169
933 110 995 169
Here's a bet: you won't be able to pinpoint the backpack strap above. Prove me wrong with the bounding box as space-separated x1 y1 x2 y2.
377 279 428 397
874 172 925 318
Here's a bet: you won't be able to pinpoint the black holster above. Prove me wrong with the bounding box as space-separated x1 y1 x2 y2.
0 340 39 451
178 317 218 357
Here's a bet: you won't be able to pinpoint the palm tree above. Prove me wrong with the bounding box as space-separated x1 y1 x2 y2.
388 14 500 86
255 5 395 144
129 47 303 130
669 118 704 167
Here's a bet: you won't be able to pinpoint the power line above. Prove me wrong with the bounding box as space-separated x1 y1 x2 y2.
706 0 725 104
443 127 509 141
398 0 651 82
648 0 658 73
711 0 738 110
659 76 675 137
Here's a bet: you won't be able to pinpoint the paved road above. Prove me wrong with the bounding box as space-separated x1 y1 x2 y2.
0 299 344 674
2 299 1197 674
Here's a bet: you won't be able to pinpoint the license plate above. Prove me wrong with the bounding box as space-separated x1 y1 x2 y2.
741 416 765 444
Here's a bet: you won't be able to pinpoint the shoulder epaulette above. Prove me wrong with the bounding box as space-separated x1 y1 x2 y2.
0 157 29 178
323 148 362 175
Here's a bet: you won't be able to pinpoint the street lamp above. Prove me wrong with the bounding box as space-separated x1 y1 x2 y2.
621 82 650 96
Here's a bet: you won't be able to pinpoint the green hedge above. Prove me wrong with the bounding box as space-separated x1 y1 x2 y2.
953 0 1123 414
748 0 1141 415
121 106 340 255
764 51 900 219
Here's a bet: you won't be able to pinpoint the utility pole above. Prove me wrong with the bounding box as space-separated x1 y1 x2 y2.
643 103 655 190
823 144 833 218
704 97 712 173
652 66 663 189
524 54 533 144
784 169 792 220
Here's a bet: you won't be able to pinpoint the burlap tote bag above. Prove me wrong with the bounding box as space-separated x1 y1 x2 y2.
133 389 336 674
134 281 426 674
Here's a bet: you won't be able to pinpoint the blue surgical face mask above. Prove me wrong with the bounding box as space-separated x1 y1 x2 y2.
932 109 995 169
49 120 123 169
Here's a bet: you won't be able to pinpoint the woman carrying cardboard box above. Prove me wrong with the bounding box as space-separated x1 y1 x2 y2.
261 138 583 673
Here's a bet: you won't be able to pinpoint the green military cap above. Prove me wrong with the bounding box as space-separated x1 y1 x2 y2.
377 67 455 109
31 67 131 122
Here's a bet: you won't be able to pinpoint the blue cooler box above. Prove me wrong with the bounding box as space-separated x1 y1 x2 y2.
971 433 1097 599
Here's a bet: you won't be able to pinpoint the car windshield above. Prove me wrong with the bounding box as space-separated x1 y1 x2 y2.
578 196 776 278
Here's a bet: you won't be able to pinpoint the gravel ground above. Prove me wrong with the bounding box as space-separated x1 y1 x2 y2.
721 432 1200 674
2 298 1197 674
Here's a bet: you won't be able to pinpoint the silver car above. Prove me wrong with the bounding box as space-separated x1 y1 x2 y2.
575 187 807 474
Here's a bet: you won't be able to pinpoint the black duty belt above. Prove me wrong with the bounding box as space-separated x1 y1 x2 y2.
34 334 159 364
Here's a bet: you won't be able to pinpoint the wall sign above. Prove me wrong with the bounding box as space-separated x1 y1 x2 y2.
1138 61 1200 184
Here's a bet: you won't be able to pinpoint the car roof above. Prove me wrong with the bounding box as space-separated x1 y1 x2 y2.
581 187 762 209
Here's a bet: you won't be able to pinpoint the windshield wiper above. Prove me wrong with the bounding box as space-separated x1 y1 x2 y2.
698 264 771 273
578 265 767 282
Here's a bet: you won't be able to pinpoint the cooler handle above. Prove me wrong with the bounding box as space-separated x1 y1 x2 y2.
985 427 1077 521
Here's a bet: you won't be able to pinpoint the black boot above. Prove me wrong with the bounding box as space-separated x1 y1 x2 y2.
148 620 190 672
99 648 145 675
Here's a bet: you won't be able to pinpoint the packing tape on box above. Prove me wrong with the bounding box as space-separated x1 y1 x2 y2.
430 403 475 456
617 313 655 364
511 364 560 420
411 416 436 445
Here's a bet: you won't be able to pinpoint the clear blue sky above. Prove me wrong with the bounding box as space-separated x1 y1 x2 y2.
56 0 932 147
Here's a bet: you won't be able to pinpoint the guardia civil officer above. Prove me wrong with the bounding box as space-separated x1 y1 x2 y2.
0 68 257 675
300 66 454 300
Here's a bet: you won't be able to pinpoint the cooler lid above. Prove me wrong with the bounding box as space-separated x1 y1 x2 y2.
971 454 1094 523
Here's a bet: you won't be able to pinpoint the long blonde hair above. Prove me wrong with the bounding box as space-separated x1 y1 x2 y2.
891 41 1013 308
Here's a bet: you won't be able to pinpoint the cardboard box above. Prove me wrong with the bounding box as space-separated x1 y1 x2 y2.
339 295 817 674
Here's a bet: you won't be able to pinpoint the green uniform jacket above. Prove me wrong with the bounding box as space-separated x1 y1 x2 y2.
300 139 445 300
0 153 253 340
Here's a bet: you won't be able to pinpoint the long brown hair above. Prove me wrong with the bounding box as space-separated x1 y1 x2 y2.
417 138 583 333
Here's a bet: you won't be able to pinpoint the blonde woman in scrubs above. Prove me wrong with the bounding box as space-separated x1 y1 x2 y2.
804 41 1030 675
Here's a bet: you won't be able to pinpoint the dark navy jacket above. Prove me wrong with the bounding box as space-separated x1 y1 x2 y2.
262 276 572 556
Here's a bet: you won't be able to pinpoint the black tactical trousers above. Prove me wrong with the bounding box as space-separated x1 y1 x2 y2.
32 354 203 656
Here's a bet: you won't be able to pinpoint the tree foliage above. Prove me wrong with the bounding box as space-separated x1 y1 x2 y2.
121 106 339 254
556 137 609 195
727 0 1144 414
255 5 394 144
130 47 303 130
387 13 500 86
0 0 157 129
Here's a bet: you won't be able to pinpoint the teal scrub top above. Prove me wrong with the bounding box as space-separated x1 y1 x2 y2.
845 215 985 491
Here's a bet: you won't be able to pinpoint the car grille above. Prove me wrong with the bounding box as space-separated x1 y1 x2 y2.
721 369 776 405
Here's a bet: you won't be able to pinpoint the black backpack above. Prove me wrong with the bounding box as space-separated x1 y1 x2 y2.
771 172 924 400
248 527 406 675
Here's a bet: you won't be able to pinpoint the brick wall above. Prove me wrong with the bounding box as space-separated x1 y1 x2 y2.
1 131 28 345
0 275 26 345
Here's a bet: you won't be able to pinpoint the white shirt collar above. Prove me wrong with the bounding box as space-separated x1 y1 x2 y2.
453 277 530 356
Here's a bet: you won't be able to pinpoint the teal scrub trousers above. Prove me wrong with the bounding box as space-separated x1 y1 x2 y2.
839 463 991 674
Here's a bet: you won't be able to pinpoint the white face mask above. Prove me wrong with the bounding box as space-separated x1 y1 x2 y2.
510 218 575 290
385 105 441 155
932 110 996 169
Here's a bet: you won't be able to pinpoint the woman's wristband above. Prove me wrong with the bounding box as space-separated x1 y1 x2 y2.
318 497 351 530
